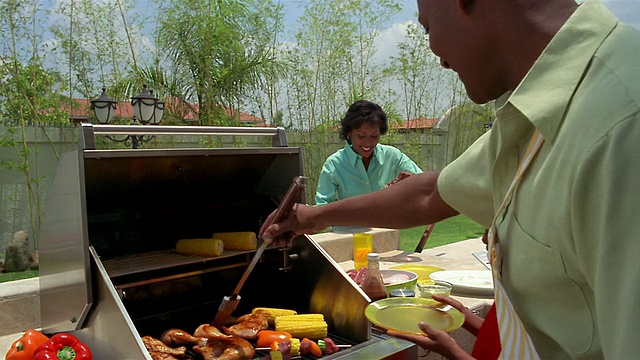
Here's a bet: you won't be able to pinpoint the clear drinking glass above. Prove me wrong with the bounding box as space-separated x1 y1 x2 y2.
353 233 373 270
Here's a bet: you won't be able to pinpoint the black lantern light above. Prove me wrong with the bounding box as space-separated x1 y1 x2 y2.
90 85 164 148
131 84 158 124
90 88 117 124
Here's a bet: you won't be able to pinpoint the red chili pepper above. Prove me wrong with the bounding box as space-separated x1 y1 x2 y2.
34 332 93 360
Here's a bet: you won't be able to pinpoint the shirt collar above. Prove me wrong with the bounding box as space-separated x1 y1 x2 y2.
504 0 617 142
343 142 383 167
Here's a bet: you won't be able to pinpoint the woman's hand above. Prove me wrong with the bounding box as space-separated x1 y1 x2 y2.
386 295 485 359
431 295 483 336
385 171 414 188
387 323 473 360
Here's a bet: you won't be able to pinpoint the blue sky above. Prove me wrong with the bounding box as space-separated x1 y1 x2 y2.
279 0 640 62
280 0 640 30
30 0 640 94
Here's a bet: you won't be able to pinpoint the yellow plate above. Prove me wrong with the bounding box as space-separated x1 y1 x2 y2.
365 297 464 335
389 265 444 282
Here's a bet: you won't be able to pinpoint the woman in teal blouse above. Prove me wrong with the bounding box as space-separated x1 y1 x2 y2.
315 100 422 207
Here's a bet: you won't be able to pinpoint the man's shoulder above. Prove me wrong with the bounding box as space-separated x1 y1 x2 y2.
596 23 640 104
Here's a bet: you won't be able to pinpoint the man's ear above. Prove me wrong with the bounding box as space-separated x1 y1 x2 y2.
456 0 475 14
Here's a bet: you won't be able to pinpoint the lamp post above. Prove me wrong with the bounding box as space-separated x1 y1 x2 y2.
90 84 165 148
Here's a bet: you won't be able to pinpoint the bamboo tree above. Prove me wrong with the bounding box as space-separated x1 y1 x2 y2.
280 0 401 200
0 0 69 248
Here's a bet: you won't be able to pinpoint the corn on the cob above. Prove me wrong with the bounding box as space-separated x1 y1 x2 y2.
251 307 298 325
175 238 224 256
275 314 328 340
212 232 257 251
290 338 301 356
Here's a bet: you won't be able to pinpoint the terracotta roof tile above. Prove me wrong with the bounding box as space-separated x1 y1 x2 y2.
391 117 438 130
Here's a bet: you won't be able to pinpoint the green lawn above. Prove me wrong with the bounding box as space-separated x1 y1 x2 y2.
398 214 485 251
0 269 38 283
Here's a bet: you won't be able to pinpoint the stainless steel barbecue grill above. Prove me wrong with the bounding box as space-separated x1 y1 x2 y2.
38 124 417 359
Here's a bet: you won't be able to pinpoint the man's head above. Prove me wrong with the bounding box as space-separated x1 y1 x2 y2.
416 0 578 104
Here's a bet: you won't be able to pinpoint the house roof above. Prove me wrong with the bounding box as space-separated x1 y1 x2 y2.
391 117 438 131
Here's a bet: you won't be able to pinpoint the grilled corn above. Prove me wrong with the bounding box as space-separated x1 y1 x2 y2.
212 231 257 251
275 314 328 340
251 307 298 325
290 338 301 356
175 238 224 257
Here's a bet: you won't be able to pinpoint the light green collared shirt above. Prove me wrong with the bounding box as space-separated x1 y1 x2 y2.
315 143 422 206
438 1 640 358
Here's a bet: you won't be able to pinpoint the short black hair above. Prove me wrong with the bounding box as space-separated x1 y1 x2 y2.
339 100 389 140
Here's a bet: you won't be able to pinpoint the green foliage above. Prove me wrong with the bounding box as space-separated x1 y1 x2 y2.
157 0 286 125
384 22 453 120
440 102 494 163
0 50 69 250
282 0 402 132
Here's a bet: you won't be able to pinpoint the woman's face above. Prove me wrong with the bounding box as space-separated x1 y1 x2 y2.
348 121 381 159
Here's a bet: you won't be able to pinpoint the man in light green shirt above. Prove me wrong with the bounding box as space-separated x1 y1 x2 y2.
261 0 640 358
438 1 640 356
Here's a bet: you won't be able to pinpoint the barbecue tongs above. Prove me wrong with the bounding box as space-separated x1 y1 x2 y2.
211 176 306 328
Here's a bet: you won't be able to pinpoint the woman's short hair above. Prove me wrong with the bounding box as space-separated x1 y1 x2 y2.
339 100 389 140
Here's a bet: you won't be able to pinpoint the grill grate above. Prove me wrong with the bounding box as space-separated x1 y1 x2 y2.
102 250 251 278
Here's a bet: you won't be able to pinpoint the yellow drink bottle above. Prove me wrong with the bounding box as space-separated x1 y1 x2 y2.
353 233 373 270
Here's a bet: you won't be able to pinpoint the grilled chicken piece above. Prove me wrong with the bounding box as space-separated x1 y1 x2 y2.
194 324 231 339
161 328 208 347
142 336 187 357
149 351 179 360
193 337 255 360
223 310 269 339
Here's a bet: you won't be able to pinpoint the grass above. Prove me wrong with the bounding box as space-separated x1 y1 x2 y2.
398 214 485 251
0 269 39 283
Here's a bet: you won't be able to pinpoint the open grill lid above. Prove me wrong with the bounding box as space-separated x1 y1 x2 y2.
39 124 303 333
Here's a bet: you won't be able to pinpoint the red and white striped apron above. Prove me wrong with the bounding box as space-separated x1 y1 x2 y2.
488 129 544 359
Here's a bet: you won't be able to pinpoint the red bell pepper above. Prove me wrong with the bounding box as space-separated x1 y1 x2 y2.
34 332 93 360
5 329 50 360
256 330 292 347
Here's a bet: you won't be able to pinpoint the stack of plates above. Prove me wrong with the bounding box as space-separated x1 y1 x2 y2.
429 270 494 297
389 264 443 282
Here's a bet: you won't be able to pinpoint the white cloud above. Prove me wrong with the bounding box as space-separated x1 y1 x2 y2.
373 20 414 64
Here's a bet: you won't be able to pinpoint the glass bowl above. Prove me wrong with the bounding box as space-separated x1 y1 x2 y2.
417 279 453 298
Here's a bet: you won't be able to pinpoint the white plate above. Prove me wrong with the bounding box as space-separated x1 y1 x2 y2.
429 270 494 296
